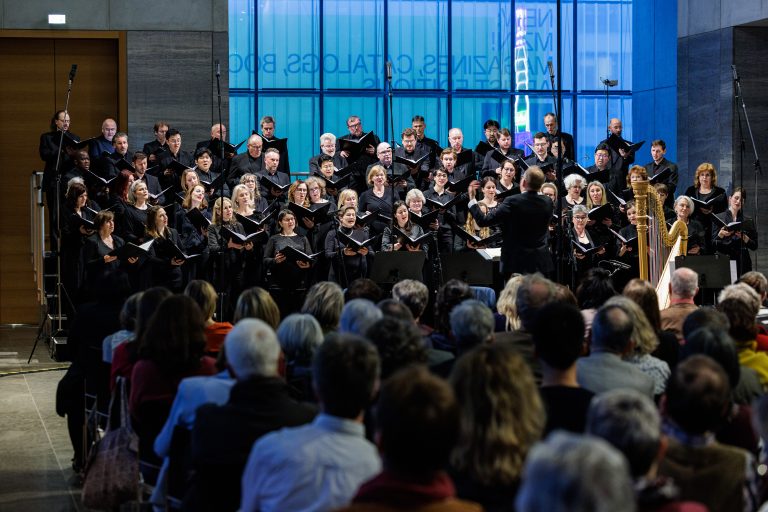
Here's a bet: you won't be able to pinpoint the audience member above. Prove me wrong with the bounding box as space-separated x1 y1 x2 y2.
680 328 760 454
101 291 141 364
365 317 427 380
659 355 757 512
604 296 670 397
586 390 707 512
189 319 317 511
450 299 495 354
376 298 414 322
660 267 699 342
339 299 383 336
391 278 432 337
241 333 381 512
576 304 655 398
345 278 384 303
429 279 474 353
185 279 233 354
531 301 594 435
232 286 281 328
623 278 680 368
515 431 636 512
338 366 481 512
276 313 324 402
495 275 524 332
495 273 558 383
717 285 768 386
449 343 544 511
300 281 344 334
575 267 617 340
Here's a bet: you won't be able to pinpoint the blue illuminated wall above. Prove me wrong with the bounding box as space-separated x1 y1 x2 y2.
229 0 649 175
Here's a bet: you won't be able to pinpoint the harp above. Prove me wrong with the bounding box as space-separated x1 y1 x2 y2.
631 180 688 308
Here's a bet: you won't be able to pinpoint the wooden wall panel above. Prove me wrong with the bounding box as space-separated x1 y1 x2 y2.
0 35 119 324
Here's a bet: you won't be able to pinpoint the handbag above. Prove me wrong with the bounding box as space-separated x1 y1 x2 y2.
81 376 140 509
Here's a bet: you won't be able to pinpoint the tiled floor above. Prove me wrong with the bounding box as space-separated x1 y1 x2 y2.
0 325 82 511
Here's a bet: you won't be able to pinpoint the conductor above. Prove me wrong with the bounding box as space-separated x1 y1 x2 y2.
467 167 554 279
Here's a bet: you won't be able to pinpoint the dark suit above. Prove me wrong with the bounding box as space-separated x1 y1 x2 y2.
469 191 553 276
545 131 575 161
644 158 679 207
576 351 655 398
308 152 347 175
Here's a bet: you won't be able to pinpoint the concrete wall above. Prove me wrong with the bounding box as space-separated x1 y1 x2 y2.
0 0 229 146
678 0 768 271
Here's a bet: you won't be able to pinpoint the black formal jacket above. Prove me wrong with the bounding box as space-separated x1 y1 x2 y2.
469 191 554 275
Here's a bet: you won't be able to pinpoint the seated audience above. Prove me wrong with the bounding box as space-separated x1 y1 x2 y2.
240 333 382 512
531 301 594 435
101 291 141 364
576 304 655 398
515 431 636 512
717 284 768 387
300 281 344 334
189 319 317 511
659 355 757 512
449 343 544 511
338 366 481 512
660 267 699 342
339 299 383 336
185 279 233 354
232 286 281 329
365 317 427 381
276 313 324 402
604 296 670 397
586 389 707 512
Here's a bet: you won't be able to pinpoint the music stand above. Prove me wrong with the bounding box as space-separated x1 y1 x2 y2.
441 251 495 286
370 251 426 286
674 254 733 305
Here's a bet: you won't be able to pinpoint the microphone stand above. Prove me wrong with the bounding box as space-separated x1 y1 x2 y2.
333 214 349 288
214 59 228 319
548 61 565 285
732 65 761 273
385 61 397 235
30 65 77 364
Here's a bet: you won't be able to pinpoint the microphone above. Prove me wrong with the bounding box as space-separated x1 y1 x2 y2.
601 259 631 271
732 64 739 82
68 64 78 85
601 78 618 87
215 60 221 78
547 61 554 80
386 61 392 82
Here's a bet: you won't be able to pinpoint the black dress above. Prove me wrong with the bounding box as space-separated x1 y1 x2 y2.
208 222 249 320
122 204 149 245
61 206 95 303
358 188 396 248
324 226 374 287
264 233 314 315
712 210 758 276
146 228 185 291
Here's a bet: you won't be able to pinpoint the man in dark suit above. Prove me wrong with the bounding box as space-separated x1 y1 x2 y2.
132 152 165 204
543 112 575 161
230 134 264 187
643 139 678 208
600 118 635 193
467 167 553 278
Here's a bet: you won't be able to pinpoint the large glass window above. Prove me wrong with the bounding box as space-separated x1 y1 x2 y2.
229 0 633 177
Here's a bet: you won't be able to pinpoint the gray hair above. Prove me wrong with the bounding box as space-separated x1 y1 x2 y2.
276 313 323 366
128 179 147 204
515 431 636 512
339 299 383 336
516 273 558 331
391 279 430 319
450 299 494 349
674 195 695 214
405 188 426 206
224 319 281 380
586 389 661 478
319 132 336 145
563 173 586 191
604 296 659 355
670 267 699 298
718 283 761 318
571 204 589 218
